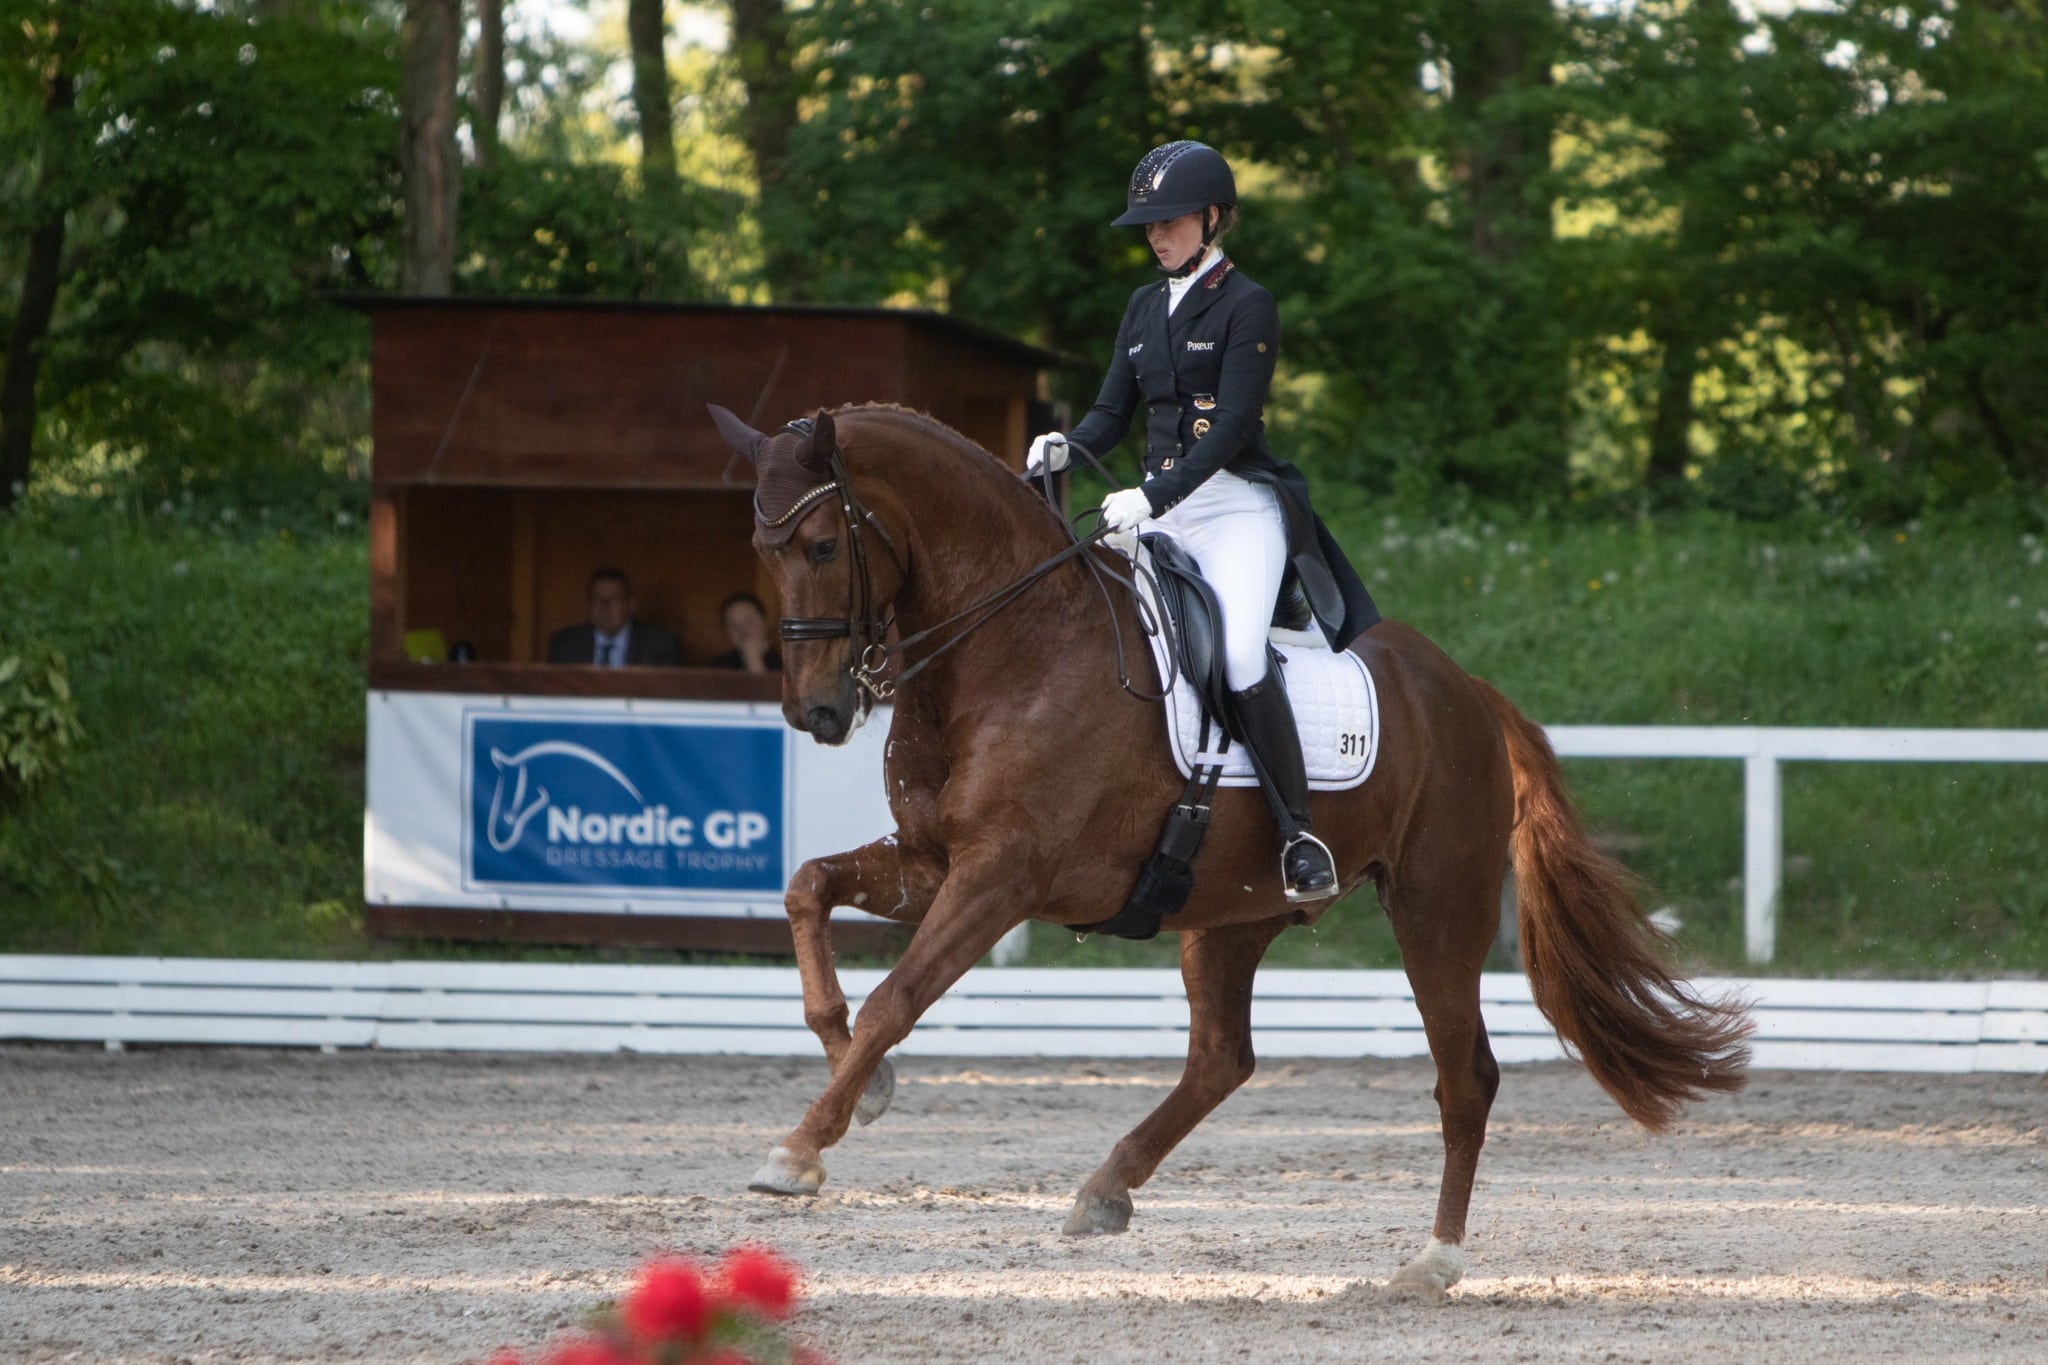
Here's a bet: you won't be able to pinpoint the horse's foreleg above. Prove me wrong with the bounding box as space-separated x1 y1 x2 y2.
784 839 941 1127
750 851 1032 1198
1062 916 1289 1237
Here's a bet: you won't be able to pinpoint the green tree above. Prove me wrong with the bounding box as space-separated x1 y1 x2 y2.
0 3 75 514
2 0 400 504
1565 0 2048 510
1233 0 1574 501
765 0 1239 364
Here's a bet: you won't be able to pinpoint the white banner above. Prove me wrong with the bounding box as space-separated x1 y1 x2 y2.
365 692 895 920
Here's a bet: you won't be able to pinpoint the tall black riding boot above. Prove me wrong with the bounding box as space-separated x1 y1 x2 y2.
1228 663 1339 903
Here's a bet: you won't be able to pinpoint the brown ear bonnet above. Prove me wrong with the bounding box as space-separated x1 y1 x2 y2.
708 406 841 547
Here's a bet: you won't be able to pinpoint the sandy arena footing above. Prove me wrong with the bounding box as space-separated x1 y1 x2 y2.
3 1048 2044 1362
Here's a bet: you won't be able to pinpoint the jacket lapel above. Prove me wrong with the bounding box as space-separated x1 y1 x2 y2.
1167 257 1234 339
1143 281 1173 359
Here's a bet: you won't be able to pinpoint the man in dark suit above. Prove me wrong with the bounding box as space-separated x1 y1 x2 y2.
545 568 683 667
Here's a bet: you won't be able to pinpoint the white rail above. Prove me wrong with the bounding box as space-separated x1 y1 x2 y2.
1545 727 2048 962
3 956 2044 1073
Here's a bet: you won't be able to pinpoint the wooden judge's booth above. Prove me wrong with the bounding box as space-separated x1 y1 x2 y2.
354 297 1060 951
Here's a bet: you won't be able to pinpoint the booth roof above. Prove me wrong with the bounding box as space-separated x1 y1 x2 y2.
329 293 1073 372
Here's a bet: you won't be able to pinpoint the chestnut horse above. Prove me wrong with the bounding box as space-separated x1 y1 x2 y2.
712 403 1750 1299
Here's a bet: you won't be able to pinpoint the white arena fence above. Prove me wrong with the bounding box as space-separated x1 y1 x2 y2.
1546 726 2048 963
2 956 2044 1075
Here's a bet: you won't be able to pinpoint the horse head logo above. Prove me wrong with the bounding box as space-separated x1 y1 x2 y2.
485 741 645 853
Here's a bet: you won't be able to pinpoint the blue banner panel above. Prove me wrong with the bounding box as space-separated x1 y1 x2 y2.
464 713 787 896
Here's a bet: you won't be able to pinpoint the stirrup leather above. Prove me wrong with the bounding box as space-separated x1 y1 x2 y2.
1281 831 1339 903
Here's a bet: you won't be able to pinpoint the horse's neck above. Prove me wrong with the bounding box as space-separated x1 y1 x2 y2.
868 431 1112 687
887 461 1085 639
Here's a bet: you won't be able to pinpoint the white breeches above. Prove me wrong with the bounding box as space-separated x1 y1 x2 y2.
1146 468 1287 690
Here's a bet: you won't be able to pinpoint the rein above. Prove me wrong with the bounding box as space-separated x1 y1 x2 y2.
769 421 1173 704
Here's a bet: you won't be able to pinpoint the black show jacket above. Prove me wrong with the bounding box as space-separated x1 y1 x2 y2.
1067 258 1380 651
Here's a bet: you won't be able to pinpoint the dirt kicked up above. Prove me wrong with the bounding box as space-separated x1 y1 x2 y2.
3 1047 2044 1363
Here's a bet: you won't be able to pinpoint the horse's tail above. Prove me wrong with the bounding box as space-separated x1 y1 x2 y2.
1474 677 1753 1131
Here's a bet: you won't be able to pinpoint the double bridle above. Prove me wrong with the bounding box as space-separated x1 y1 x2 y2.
764 419 904 700
764 419 1172 705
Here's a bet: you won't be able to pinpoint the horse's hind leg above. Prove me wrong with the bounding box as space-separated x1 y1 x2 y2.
1381 856 1505 1301
785 838 942 1127
1063 916 1289 1236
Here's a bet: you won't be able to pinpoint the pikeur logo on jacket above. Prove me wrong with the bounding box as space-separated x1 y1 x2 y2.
1065 258 1381 651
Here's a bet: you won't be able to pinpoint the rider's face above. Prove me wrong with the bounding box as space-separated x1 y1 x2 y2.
1146 210 1207 270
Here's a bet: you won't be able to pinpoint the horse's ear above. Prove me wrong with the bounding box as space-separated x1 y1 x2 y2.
795 409 836 476
708 404 768 464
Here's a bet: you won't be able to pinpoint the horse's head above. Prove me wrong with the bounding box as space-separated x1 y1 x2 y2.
711 405 909 746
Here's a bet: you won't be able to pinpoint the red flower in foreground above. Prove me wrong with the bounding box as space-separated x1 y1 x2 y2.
540 1336 633 1365
716 1245 800 1321
622 1256 712 1342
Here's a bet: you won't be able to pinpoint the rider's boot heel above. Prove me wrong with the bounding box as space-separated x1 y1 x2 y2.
1228 664 1339 903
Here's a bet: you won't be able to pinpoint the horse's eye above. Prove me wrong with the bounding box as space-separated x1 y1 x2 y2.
809 538 838 565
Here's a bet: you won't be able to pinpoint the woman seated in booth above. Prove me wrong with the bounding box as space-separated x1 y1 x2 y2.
707 592 783 673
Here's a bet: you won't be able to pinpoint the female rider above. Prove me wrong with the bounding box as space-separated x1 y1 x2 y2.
1026 140 1379 902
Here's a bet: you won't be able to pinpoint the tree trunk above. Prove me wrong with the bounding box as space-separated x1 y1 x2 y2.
1445 0 1564 492
731 0 804 296
401 0 461 295
1450 0 1554 266
0 33 76 514
1646 326 1697 490
628 0 677 196
475 0 504 174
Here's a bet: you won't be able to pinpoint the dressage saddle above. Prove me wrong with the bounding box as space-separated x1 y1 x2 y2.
1080 533 1290 940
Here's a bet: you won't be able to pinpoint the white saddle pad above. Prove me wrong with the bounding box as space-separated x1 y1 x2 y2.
1135 545 1380 791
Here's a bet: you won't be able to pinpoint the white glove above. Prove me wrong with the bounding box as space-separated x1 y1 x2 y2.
1025 431 1070 477
1101 488 1152 533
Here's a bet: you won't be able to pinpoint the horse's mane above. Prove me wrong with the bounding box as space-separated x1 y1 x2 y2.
831 402 1006 472
828 402 1075 564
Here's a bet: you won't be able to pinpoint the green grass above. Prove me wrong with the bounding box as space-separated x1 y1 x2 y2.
3 494 2045 977
0 499 369 957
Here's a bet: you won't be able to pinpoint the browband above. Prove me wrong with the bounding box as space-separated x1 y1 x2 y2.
756 483 838 528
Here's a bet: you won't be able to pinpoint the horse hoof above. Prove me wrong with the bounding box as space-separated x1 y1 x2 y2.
854 1055 896 1127
1060 1190 1133 1237
1385 1237 1465 1303
747 1146 825 1197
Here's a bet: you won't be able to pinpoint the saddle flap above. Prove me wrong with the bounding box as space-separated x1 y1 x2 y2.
1139 532 1232 731
1133 541 1379 793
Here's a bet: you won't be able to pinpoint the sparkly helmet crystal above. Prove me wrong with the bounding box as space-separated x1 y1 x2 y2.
1111 141 1237 227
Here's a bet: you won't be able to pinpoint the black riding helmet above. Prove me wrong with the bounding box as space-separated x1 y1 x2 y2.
1111 141 1237 227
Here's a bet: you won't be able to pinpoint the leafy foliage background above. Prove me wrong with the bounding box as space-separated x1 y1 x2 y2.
5 0 2046 514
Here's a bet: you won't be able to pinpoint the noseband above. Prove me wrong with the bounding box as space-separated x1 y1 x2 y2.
766 418 905 701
